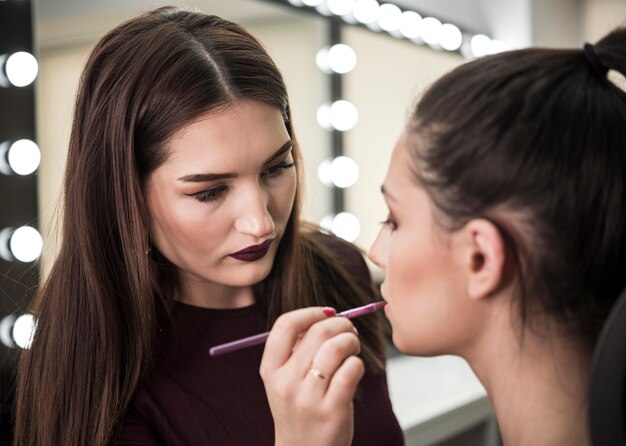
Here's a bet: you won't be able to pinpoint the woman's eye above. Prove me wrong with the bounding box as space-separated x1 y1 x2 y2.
263 161 296 178
380 217 397 231
189 184 228 203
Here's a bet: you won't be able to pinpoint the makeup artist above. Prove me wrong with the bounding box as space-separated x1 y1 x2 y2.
367 28 626 445
14 7 403 446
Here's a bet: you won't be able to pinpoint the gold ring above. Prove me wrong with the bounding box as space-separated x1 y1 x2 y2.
309 367 326 380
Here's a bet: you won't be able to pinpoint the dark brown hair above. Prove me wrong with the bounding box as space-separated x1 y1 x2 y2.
408 28 626 346
15 7 384 445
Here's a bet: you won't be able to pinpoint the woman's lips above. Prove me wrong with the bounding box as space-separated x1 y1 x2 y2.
229 239 273 262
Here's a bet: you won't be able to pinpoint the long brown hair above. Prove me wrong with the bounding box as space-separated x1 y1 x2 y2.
15 7 384 446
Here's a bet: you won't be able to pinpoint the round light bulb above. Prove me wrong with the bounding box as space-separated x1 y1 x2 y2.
332 212 361 242
316 47 332 74
0 315 16 348
327 0 355 16
317 158 333 186
320 214 335 232
330 100 358 131
470 34 492 58
316 103 332 130
399 11 422 39
7 139 41 175
377 3 402 32
328 44 357 74
9 226 43 262
330 156 359 188
420 17 443 46
287 0 305 6
12 313 36 349
4 52 38 87
353 0 379 24
440 23 463 51
302 0 324 6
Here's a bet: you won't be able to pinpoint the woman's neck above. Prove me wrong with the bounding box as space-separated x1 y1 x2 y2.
175 272 255 309
466 315 592 446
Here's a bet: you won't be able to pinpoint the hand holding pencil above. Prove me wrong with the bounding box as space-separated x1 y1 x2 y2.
258 305 375 446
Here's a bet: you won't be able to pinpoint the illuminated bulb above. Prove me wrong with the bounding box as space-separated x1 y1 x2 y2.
12 313 36 349
317 158 333 186
440 23 463 51
353 0 379 24
287 0 305 5
329 100 358 131
420 17 442 46
328 44 357 73
0 315 16 348
470 34 492 58
315 2 333 16
0 52 38 87
316 44 357 74
327 0 354 16
0 139 41 175
2 226 44 263
330 156 359 188
316 103 332 130
377 3 402 32
331 212 361 242
302 0 324 5
399 11 422 39
320 214 334 232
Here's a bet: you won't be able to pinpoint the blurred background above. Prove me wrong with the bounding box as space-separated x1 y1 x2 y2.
0 0 624 444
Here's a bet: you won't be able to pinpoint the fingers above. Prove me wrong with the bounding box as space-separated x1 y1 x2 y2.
325 356 365 407
303 331 360 396
288 316 357 374
260 307 334 374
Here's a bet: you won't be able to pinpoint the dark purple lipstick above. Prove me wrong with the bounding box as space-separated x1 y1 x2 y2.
229 239 273 262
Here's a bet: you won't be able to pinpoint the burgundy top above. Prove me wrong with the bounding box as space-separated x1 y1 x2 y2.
116 238 404 445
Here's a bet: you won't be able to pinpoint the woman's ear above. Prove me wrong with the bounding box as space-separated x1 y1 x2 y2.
456 219 506 300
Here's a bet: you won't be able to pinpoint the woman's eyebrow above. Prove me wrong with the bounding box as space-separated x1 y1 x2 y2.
177 140 293 183
262 140 293 165
380 184 398 203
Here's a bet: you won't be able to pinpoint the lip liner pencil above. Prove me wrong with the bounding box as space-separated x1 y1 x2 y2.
208 301 386 357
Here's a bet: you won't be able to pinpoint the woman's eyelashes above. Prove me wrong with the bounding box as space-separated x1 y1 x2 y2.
190 184 228 203
381 215 398 231
262 160 296 179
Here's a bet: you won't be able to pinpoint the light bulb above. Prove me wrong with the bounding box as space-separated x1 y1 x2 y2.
329 100 358 131
420 17 442 46
399 11 422 39
0 139 41 175
302 0 324 5
377 3 402 32
0 315 16 348
12 313 36 349
440 24 463 51
287 0 305 5
331 212 361 242
317 158 333 186
470 34 492 58
320 214 335 232
327 0 354 16
0 52 38 87
8 226 43 262
328 44 357 73
353 0 379 24
330 156 359 188
317 103 332 130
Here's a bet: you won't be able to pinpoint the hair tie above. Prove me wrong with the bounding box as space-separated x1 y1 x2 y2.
583 43 608 77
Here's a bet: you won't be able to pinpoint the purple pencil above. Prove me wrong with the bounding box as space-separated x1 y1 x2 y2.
208 301 387 357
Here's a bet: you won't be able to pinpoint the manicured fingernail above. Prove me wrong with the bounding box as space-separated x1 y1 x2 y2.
322 307 336 317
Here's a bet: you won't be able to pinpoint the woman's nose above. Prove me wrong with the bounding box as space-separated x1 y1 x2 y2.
234 187 275 238
367 228 388 270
